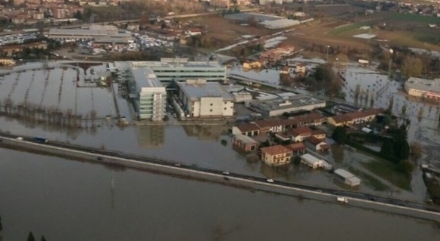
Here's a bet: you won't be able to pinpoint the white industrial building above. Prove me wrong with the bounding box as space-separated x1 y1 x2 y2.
300 153 332 170
231 91 253 103
176 79 234 118
248 94 326 117
301 154 322 169
113 58 227 86
261 19 300 29
48 24 121 41
334 169 361 187
259 0 293 5
130 68 167 121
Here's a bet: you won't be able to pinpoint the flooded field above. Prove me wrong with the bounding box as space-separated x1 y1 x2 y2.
0 62 439 202
0 64 124 120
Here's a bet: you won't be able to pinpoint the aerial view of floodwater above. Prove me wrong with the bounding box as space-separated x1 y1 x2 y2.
0 148 439 241
1 60 440 240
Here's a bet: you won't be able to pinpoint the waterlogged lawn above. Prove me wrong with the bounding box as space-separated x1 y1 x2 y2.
390 12 440 24
361 160 412 191
330 23 363 35
348 167 390 191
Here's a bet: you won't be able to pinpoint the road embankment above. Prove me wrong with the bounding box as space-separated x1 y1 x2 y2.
1 136 440 223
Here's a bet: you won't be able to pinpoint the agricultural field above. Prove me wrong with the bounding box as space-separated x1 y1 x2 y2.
192 8 440 56
191 16 275 46
282 11 440 53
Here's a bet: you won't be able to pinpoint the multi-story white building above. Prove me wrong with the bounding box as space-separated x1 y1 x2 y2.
130 58 227 85
176 79 234 118
130 68 167 121
113 58 226 87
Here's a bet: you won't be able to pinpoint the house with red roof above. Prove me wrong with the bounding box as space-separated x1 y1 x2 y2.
260 145 292 166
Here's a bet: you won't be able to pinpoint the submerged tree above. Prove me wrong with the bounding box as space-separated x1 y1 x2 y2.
27 232 35 241
331 126 347 145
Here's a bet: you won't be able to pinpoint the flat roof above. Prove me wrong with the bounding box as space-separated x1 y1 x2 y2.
334 169 356 179
131 67 163 89
49 28 108 36
261 19 300 28
131 58 224 69
405 77 440 93
250 94 325 112
224 12 282 22
177 80 233 101
234 134 258 144
301 153 321 164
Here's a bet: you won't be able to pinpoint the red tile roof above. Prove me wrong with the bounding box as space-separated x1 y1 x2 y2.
286 142 306 151
306 136 326 145
261 145 291 156
312 129 326 137
293 112 325 123
189 28 202 33
254 119 283 128
236 123 259 132
331 108 384 124
291 126 312 136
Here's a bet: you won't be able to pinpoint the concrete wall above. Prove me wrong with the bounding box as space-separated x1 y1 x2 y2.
199 97 225 117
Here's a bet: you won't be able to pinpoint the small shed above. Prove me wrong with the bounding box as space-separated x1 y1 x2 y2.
334 169 361 187
300 153 323 169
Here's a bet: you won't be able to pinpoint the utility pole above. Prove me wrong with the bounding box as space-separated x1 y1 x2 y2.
388 48 394 79
326 45 330 61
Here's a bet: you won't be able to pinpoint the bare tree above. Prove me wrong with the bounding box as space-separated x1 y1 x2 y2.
90 110 97 127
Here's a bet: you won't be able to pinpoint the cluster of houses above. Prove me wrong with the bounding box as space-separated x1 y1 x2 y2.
231 108 385 170
259 44 295 63
243 44 295 70
1 1 85 25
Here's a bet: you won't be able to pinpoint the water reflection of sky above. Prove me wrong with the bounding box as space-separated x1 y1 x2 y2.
0 66 119 119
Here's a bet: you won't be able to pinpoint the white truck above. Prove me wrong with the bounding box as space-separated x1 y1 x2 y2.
337 197 348 203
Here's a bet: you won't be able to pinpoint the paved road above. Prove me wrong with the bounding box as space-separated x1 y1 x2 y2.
0 131 439 219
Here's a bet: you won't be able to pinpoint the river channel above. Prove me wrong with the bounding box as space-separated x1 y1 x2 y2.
0 147 439 241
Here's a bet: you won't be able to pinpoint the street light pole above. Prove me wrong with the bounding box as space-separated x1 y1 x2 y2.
326 45 330 61
388 48 394 79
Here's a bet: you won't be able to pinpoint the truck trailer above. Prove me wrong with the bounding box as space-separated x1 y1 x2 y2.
34 137 48 143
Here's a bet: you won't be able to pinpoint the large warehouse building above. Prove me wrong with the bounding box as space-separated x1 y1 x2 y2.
176 79 234 118
48 24 122 41
113 58 227 86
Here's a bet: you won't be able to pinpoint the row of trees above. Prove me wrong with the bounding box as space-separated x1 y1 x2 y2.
331 123 415 174
0 98 101 129
27 232 46 241
279 64 343 98
380 124 410 162
0 217 46 241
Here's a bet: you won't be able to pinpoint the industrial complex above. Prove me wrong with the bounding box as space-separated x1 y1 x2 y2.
129 68 167 121
111 58 227 86
0 55 331 126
